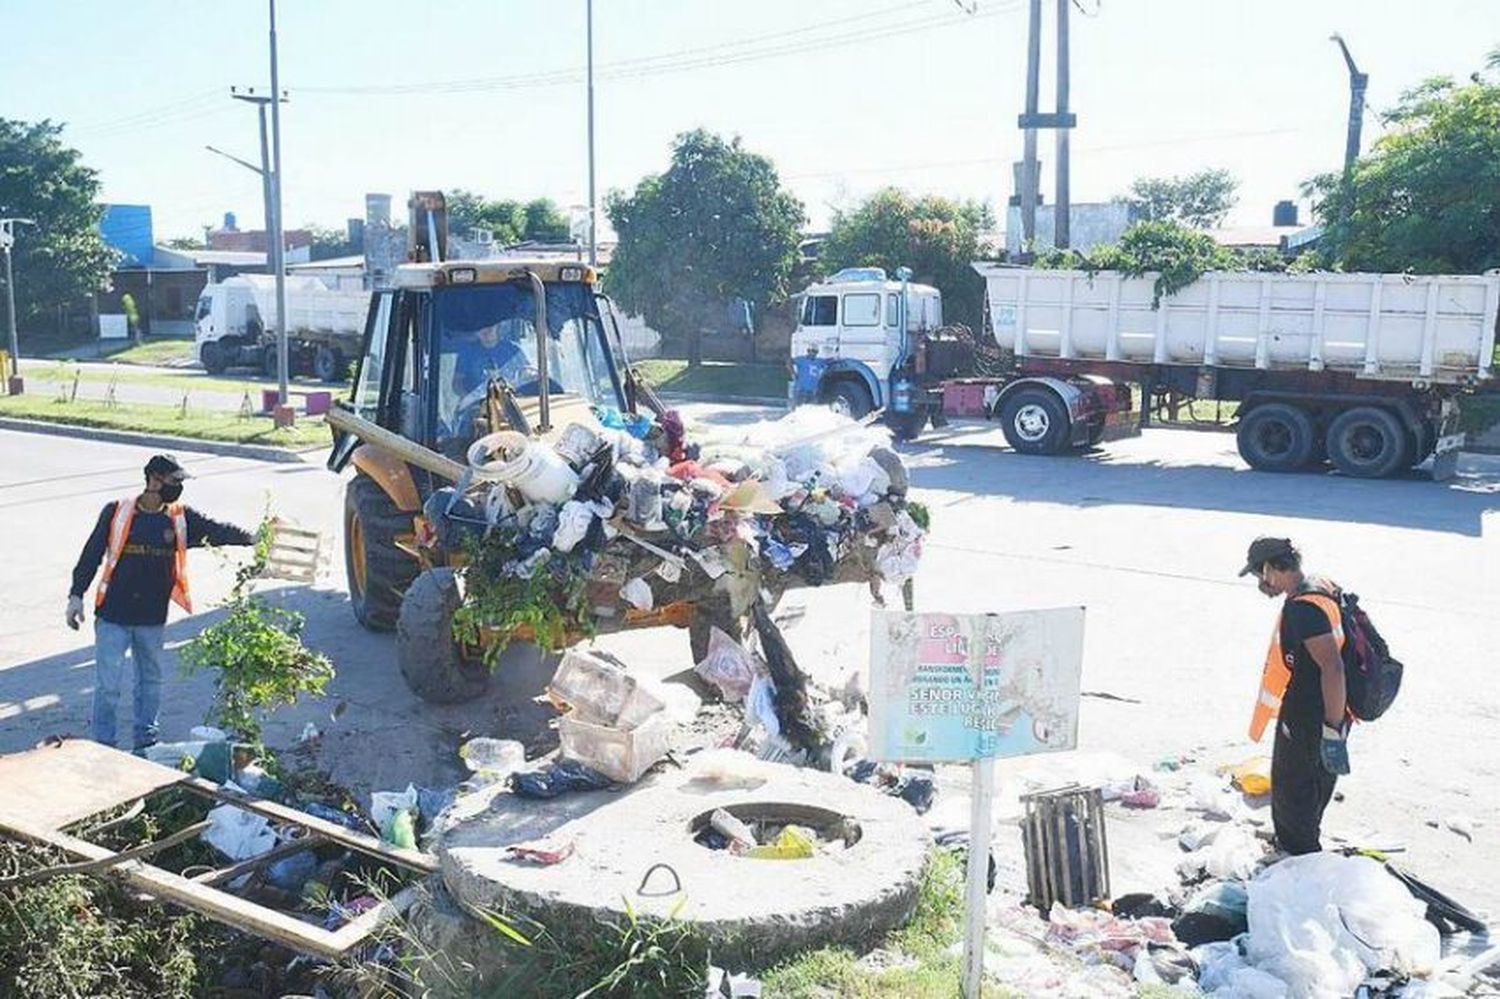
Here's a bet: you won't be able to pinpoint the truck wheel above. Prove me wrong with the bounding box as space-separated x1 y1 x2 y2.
262 344 280 379
1327 406 1410 479
825 380 873 420
1236 403 1315 472
344 474 421 631
397 567 490 704
314 345 348 383
1000 387 1071 455
200 340 228 374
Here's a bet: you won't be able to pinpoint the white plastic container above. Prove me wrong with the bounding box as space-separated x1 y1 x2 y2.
558 712 673 784
468 431 579 504
549 648 664 729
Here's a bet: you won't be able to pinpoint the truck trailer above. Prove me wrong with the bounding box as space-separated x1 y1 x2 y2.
193 274 368 381
970 266 1498 479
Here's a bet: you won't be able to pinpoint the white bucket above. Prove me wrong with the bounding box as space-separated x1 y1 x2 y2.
468 431 579 505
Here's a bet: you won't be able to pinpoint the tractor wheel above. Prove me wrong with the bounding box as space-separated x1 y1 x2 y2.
999 387 1071 455
397 567 490 704
313 345 348 383
344 474 420 631
825 380 874 420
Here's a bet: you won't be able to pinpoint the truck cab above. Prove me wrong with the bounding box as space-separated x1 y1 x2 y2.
789 268 941 419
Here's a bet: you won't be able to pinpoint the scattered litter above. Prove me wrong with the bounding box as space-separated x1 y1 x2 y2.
297 722 320 743
704 965 763 998
265 850 318 891
745 825 815 860
549 650 664 728
203 794 278 861
620 577 654 611
1441 814 1476 842
1224 756 1273 797
709 808 758 851
1178 822 1263 881
1172 881 1248 946
694 627 758 702
369 784 419 833
506 841 576 866
509 759 615 799
459 737 527 781
559 708 674 784
383 807 417 849
298 801 367 832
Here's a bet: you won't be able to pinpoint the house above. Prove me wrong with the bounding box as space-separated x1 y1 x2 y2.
206 211 313 256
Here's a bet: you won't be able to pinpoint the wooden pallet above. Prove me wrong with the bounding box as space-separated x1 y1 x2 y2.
264 522 323 583
0 739 436 959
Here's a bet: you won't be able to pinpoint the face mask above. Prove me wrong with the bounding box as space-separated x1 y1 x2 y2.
158 482 184 503
1257 579 1277 598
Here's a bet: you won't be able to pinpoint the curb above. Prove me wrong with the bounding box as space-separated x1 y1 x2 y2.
0 416 316 464
657 392 786 407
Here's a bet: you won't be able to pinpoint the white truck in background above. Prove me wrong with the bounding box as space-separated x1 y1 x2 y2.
193 274 368 381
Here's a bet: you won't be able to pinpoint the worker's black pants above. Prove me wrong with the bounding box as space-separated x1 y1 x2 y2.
1271 718 1338 855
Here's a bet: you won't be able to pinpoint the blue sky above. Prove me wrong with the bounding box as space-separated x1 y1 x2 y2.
3 0 1495 241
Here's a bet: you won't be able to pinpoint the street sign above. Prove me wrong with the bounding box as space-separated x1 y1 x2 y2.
867 607 1086 998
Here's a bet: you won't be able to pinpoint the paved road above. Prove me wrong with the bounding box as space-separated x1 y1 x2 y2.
2 413 1497 913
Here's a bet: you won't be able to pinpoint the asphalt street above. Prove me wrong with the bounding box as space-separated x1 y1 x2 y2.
2 410 1497 915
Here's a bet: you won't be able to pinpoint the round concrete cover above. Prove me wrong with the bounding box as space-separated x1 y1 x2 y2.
436 753 933 964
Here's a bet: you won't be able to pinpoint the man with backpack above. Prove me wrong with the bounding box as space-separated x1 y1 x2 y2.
1240 537 1354 856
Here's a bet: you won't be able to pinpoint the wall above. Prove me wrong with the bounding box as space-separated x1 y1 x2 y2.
97 269 207 335
99 204 155 267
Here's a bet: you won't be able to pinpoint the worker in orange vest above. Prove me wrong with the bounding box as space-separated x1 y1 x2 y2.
67 454 256 750
1240 536 1351 856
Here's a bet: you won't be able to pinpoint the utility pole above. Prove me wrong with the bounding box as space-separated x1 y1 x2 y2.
1019 0 1042 256
1 217 35 394
586 0 598 268
228 89 279 295
1053 0 1072 249
267 0 290 415
1330 33 1367 228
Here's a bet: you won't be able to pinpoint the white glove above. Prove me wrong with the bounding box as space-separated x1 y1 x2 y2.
66 595 84 631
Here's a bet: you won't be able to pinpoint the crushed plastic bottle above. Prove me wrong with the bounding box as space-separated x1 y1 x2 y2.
458 737 526 780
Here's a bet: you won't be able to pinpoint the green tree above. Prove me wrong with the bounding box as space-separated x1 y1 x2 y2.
304 223 355 261
1119 168 1239 229
819 188 994 330
1306 52 1500 273
523 198 571 242
446 189 526 244
162 236 205 250
605 129 806 364
0 118 117 333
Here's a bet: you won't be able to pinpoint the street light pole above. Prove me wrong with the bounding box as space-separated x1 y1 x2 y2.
267 0 290 411
1 218 36 392
586 0 597 268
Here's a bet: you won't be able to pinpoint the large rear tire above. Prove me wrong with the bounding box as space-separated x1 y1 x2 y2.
999 387 1071 455
1327 406 1410 479
199 340 228 375
344 474 420 632
1236 403 1316 472
314 345 348 383
397 567 490 704
825 380 874 420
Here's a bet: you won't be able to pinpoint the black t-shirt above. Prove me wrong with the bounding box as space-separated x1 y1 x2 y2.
1279 598 1333 736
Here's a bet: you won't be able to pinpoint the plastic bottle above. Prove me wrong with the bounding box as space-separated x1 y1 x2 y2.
383 807 417 849
458 737 526 776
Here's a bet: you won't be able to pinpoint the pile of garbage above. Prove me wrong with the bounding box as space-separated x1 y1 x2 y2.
429 405 926 655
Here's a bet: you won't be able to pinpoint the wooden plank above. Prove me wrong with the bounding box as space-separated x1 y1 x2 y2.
184 778 438 874
0 739 187 832
0 813 355 959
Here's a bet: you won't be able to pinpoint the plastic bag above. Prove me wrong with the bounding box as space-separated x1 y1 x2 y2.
694 627 757 702
369 784 419 833
746 825 814 860
204 794 278 861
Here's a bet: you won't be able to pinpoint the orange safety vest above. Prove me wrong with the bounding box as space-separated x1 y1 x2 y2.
1248 587 1344 742
95 495 193 614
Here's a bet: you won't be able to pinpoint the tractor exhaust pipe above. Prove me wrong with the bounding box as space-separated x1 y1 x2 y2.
519 269 551 433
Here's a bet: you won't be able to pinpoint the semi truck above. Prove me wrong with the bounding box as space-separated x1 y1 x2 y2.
970 266 1498 479
193 274 368 381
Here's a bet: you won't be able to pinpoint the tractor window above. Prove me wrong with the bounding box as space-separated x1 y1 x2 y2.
433 282 615 445
801 295 837 327
843 293 881 327
352 291 394 422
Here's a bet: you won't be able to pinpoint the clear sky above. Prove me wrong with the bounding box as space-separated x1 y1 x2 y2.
4 0 1495 242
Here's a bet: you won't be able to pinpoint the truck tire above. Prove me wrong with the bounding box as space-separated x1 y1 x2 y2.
999 387 1071 455
1327 406 1410 479
314 345 348 383
200 340 228 374
397 567 490 704
1236 403 1316 472
825 379 874 420
344 474 421 631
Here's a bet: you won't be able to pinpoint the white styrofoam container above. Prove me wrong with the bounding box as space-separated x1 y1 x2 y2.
558 712 673 784
973 265 1500 385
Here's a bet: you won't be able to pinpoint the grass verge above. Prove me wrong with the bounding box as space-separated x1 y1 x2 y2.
82 339 199 366
0 395 330 448
21 358 320 398
634 360 787 400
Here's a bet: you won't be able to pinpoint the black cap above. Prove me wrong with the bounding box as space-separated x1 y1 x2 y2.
144 454 190 480
1238 537 1294 577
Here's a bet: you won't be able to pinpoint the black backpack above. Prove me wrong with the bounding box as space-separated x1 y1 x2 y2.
1337 591 1403 721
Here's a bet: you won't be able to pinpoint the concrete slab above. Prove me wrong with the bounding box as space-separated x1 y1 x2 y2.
435 752 932 965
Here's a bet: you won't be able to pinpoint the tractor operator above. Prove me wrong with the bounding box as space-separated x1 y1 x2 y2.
66 454 259 750
453 322 527 397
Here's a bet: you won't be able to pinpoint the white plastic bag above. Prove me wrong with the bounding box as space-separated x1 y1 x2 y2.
203 788 278 861
693 627 757 702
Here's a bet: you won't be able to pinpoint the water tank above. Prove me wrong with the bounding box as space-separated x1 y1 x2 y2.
1273 200 1298 227
366 193 392 227
223 211 237 231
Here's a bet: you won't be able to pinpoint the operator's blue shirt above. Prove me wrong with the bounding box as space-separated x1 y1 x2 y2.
454 338 524 394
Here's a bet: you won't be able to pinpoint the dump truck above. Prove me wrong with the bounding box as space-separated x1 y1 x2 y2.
194 273 367 380
326 193 922 707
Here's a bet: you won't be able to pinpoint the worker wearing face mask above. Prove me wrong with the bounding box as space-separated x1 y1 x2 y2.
67 454 257 750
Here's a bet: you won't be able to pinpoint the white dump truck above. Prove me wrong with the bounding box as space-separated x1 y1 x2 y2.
193 274 368 381
965 267 1498 478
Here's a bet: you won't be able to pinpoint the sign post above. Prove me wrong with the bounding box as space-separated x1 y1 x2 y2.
868 608 1085 999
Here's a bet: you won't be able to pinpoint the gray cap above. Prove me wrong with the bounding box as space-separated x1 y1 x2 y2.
1238 537 1295 576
